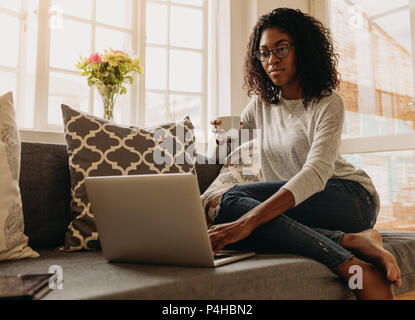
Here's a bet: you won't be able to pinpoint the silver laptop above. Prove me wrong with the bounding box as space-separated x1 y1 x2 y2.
85 173 255 267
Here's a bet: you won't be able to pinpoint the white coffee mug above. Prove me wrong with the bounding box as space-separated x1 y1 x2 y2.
215 116 241 138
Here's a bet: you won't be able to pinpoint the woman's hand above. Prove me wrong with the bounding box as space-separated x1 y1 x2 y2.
207 219 254 256
210 119 244 145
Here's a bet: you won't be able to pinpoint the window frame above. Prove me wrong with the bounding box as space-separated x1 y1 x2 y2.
33 0 140 131
324 0 415 155
0 3 27 127
10 0 208 147
142 0 208 143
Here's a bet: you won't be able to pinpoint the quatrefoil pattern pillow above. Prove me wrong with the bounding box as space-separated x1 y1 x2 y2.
61 104 197 251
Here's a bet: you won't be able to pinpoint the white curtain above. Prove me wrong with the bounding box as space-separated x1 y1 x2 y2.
207 0 232 159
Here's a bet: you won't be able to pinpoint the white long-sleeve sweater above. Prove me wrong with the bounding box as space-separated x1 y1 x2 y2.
240 91 380 217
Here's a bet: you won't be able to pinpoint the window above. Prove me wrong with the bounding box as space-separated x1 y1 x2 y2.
144 0 207 143
330 0 415 138
37 0 136 128
0 0 38 128
329 0 415 229
1 0 208 144
344 151 415 230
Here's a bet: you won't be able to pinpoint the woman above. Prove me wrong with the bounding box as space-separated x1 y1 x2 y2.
209 8 401 300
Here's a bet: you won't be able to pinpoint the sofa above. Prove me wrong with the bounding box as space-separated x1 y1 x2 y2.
1 141 415 300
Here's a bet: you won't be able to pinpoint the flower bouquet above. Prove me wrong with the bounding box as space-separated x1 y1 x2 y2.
76 49 143 121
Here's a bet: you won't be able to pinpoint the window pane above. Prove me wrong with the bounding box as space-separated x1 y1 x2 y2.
0 14 19 68
0 71 17 98
145 47 167 90
50 19 91 71
95 27 132 54
51 0 93 20
93 89 103 120
48 72 90 125
0 0 21 12
20 0 38 129
343 111 415 138
171 0 203 6
146 2 168 45
169 50 202 92
120 85 132 125
169 94 201 128
146 92 168 127
96 0 132 29
330 0 415 139
343 150 415 230
170 6 202 49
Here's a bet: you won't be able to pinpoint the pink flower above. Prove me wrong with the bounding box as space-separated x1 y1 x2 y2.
88 53 102 63
113 50 126 55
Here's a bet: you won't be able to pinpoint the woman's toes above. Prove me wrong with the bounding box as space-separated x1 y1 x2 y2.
386 262 399 282
386 264 395 282
386 263 403 287
394 276 402 288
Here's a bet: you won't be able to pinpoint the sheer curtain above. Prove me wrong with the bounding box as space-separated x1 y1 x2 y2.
207 0 231 159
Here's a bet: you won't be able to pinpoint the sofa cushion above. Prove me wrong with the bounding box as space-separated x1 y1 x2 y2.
195 162 223 194
60 104 197 251
201 139 263 225
18 142 221 249
0 92 39 261
0 230 414 299
19 142 72 248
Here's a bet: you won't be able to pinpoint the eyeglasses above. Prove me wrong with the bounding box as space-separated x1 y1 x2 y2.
254 44 294 62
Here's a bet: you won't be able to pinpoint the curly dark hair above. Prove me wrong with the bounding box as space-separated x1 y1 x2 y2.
243 8 340 109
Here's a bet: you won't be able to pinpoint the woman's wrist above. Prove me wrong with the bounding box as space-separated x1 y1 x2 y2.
238 208 264 232
236 214 258 234
239 188 296 230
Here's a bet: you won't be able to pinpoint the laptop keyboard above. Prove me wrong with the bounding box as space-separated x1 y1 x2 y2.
214 253 232 259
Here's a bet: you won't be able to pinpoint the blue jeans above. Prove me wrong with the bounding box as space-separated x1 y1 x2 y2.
214 179 377 270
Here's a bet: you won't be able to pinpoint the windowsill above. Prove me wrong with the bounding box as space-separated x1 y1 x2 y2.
339 132 415 154
19 128 210 152
20 129 415 154
19 128 65 144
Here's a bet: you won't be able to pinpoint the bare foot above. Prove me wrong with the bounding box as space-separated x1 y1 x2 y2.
336 257 395 300
340 229 402 287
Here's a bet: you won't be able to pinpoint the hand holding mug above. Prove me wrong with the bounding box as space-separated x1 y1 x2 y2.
210 116 243 145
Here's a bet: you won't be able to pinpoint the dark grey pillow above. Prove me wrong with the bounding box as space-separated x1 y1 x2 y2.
60 104 197 251
20 142 72 248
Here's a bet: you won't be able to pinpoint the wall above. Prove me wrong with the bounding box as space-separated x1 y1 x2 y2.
257 0 309 16
228 0 251 117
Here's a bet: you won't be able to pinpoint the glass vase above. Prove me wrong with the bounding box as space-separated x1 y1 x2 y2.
96 85 121 121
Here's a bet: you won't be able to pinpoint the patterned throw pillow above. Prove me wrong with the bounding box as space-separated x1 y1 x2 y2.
201 139 263 226
60 104 197 251
0 92 39 261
